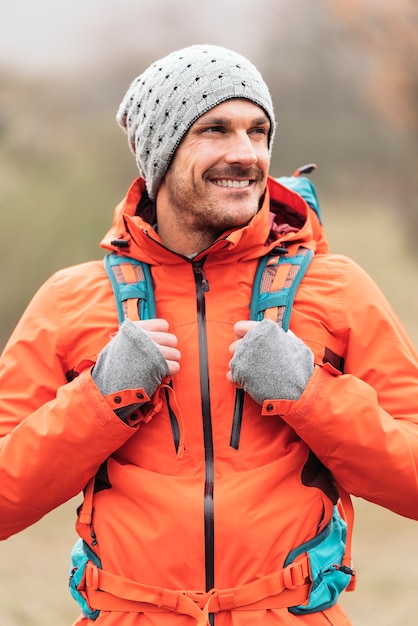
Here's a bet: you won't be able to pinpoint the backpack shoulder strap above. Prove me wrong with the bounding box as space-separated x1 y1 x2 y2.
250 245 314 329
103 253 156 323
104 246 313 330
252 164 318 328
230 244 314 449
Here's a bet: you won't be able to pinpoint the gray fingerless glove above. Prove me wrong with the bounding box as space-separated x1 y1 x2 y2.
230 318 314 405
92 319 169 417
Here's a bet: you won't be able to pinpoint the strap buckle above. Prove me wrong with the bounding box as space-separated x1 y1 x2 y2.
283 554 311 590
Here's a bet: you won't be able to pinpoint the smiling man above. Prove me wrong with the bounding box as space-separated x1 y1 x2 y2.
156 100 270 255
0 45 417 626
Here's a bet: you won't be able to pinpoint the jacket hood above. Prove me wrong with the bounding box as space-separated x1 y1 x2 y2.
100 176 329 264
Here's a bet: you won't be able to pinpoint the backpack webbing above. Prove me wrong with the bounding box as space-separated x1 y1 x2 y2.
104 253 156 324
250 246 314 329
104 245 313 328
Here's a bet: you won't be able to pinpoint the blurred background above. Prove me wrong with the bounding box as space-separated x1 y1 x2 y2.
0 0 417 624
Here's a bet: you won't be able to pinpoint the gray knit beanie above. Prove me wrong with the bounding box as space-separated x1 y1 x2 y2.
116 44 276 199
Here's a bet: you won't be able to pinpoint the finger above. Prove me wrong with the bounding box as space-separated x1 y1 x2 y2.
134 317 179 348
166 360 181 376
233 320 259 338
228 320 259 354
146 331 179 349
228 339 240 355
135 318 170 332
226 369 242 386
158 345 181 363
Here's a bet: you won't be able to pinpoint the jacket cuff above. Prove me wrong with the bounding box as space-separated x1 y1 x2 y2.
103 388 149 410
261 363 340 417
103 388 151 425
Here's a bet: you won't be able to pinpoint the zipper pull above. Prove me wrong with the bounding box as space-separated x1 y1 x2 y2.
193 261 210 292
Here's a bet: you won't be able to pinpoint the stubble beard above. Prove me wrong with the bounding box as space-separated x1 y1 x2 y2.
167 168 264 238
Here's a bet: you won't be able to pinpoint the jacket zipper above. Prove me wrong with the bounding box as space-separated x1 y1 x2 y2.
164 383 181 453
230 388 245 450
192 258 215 615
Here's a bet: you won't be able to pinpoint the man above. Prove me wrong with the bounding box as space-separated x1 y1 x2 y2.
0 44 417 626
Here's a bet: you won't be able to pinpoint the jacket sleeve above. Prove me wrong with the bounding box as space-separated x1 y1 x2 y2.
264 256 418 520
0 270 146 540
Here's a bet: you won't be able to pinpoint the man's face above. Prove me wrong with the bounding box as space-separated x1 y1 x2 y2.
156 99 271 240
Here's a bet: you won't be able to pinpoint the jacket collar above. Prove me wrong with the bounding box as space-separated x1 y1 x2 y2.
100 176 328 264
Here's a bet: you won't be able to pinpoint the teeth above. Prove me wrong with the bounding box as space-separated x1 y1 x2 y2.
214 179 250 188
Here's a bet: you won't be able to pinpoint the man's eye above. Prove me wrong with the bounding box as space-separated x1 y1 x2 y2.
204 126 223 133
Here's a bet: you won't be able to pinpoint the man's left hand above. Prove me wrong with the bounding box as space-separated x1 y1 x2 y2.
227 319 314 405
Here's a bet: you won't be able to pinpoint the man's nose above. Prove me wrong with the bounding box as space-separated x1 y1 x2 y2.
224 131 258 166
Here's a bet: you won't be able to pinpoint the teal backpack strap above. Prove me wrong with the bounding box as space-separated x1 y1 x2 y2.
69 253 157 619
250 162 317 327
230 244 314 451
231 164 317 446
103 253 156 323
250 245 314 329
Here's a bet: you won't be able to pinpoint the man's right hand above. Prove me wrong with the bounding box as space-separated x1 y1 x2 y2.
92 319 180 405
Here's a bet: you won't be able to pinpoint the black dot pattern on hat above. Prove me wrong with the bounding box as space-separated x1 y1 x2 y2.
116 44 275 199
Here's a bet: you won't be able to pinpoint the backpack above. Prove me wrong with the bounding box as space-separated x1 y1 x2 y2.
69 166 356 619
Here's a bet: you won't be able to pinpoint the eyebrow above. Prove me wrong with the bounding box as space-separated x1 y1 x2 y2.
194 114 270 127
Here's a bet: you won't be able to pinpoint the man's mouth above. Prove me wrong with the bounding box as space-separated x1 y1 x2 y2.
212 179 251 188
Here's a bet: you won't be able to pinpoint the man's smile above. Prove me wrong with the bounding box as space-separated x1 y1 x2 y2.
212 179 252 188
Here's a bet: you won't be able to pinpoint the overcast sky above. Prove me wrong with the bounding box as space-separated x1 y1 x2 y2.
1 0 106 72
0 0 270 76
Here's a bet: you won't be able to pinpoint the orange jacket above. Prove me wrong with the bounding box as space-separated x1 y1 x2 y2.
0 176 417 626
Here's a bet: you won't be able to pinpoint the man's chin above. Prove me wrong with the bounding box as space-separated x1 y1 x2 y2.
219 206 260 231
